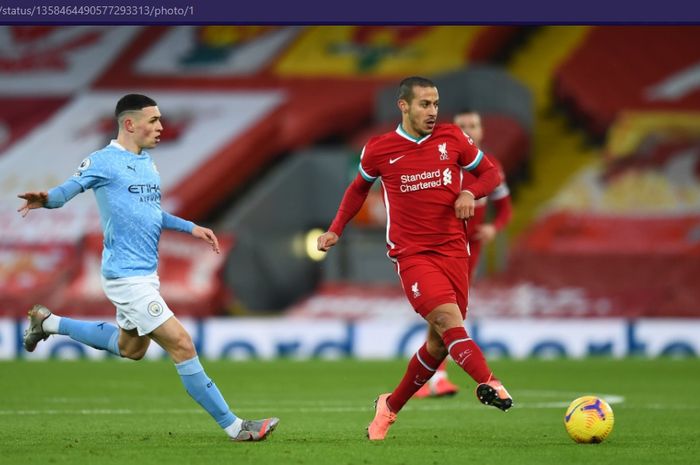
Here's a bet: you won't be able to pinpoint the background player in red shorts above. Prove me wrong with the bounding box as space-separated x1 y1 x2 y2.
317 77 513 441
414 109 513 399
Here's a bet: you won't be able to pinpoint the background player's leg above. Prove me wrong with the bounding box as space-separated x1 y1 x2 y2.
425 359 460 397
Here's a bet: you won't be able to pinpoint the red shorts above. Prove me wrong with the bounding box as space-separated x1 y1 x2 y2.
396 253 469 319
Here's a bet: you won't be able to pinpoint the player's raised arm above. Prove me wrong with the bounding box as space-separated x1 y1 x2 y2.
17 176 86 217
317 172 374 252
16 191 48 217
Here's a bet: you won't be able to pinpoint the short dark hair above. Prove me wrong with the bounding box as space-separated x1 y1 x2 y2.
115 94 157 119
455 108 480 117
397 76 436 103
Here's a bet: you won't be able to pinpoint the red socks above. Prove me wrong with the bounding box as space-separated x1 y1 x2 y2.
441 327 492 384
386 328 493 413
387 343 443 413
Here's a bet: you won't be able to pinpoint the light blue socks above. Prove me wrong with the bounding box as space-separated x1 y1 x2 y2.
58 318 121 356
175 356 237 428
57 319 237 432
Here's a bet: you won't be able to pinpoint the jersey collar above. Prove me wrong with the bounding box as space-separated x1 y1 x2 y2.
395 124 432 144
109 140 127 151
110 139 148 157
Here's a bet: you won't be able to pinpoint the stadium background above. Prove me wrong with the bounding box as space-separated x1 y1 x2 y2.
1 25 699 360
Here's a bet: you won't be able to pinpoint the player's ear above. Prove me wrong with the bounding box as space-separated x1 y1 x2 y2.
398 99 408 114
123 117 135 133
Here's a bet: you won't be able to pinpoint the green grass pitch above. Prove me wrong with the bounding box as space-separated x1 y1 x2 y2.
2 358 699 464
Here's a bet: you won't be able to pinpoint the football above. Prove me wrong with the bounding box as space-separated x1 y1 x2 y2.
564 395 615 443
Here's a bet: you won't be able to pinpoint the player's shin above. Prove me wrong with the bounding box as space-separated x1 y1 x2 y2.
388 343 444 412
175 356 238 431
441 327 492 384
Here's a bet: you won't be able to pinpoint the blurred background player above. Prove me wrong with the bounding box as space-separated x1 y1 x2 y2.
17 94 279 442
414 109 513 399
317 76 513 441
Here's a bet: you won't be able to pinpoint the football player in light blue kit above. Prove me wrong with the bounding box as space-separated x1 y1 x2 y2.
17 94 279 442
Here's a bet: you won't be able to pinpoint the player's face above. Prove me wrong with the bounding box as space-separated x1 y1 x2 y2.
133 106 163 150
403 86 439 138
454 112 483 145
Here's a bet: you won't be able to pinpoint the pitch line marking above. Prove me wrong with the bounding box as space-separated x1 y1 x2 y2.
0 389 635 416
9 395 688 417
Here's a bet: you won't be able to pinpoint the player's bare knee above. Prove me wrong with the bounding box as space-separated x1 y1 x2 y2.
178 345 196 360
122 347 147 360
427 313 452 334
427 306 463 335
174 333 196 360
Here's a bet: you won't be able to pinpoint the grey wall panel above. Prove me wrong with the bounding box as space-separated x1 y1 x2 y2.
375 66 533 133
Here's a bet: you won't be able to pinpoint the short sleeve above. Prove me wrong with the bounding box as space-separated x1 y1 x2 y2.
71 154 109 190
455 126 484 171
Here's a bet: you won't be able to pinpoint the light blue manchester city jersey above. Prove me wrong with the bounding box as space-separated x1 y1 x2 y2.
47 141 193 279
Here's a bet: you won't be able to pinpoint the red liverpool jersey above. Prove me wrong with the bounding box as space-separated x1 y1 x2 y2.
359 123 489 260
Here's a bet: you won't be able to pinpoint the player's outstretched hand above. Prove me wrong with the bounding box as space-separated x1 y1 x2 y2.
454 190 475 219
192 225 220 254
17 191 49 217
317 231 339 252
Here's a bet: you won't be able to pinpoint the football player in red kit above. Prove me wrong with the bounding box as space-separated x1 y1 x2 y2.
414 109 513 399
317 77 513 441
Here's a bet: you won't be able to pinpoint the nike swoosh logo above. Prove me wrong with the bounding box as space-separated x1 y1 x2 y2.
389 155 406 164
